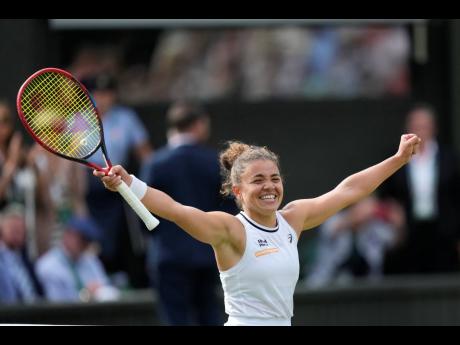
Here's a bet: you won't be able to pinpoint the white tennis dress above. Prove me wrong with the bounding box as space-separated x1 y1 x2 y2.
219 211 299 326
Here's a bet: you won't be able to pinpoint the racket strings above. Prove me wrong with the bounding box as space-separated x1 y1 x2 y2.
22 73 86 152
25 74 76 153
24 73 99 155
35 76 97 155
20 72 101 159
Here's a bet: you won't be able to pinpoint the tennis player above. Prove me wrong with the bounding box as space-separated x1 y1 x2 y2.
94 133 421 326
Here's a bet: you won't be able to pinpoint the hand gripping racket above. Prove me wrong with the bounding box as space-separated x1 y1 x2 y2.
16 67 159 230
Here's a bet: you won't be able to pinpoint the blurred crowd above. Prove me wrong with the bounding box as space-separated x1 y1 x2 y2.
68 25 410 104
2 24 460 326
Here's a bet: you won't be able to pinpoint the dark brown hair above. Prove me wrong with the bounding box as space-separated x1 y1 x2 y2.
219 141 281 205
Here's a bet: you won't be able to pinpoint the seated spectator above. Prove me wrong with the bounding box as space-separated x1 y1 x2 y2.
0 251 17 303
36 215 120 302
0 203 44 303
305 195 404 288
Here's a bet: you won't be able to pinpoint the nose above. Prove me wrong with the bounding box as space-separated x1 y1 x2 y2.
262 182 275 190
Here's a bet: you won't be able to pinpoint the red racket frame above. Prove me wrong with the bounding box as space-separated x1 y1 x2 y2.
17 67 113 175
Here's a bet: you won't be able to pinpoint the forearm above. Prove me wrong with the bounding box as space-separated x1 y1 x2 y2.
140 186 228 245
140 186 184 223
292 135 420 232
339 154 406 201
98 166 229 245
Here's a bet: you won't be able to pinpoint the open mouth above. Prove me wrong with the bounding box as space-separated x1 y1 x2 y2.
259 194 277 201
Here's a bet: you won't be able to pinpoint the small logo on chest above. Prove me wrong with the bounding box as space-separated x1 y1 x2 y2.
255 239 279 257
288 234 293 243
257 239 269 247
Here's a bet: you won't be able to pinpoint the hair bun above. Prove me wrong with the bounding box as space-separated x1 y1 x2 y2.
219 141 250 171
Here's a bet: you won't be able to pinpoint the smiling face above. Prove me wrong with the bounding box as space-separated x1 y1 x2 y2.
232 159 284 218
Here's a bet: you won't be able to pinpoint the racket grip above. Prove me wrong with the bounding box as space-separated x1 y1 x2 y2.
116 180 160 230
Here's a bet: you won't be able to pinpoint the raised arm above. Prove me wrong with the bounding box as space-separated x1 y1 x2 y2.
282 134 421 233
93 165 235 247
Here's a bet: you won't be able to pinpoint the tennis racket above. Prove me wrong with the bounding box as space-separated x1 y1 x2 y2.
16 67 159 230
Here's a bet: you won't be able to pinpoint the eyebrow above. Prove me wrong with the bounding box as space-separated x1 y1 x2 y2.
251 173 281 179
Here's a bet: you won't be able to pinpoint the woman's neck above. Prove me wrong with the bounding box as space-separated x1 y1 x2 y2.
242 209 277 228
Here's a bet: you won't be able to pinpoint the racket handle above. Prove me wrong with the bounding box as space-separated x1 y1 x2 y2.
116 180 160 230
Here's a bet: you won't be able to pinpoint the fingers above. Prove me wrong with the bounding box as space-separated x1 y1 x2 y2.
108 165 126 177
408 135 421 145
103 175 122 191
93 169 105 178
401 133 422 148
402 133 420 142
402 133 421 156
92 165 124 177
397 133 422 162
93 165 125 191
402 133 415 140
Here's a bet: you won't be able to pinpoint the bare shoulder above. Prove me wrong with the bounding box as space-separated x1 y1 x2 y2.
209 211 246 269
208 211 245 245
280 199 315 234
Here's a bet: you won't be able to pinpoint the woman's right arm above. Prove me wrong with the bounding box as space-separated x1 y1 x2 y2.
94 165 235 246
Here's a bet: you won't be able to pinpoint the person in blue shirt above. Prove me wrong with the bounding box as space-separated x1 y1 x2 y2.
36 215 120 302
0 252 17 303
81 73 153 288
140 100 238 325
0 203 44 303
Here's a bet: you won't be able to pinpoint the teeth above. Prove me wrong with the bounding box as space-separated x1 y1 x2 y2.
260 195 276 200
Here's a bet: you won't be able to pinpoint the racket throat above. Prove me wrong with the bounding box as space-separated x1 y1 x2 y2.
102 154 113 175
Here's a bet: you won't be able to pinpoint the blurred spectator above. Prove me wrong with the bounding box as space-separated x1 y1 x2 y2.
381 104 460 274
144 30 214 102
36 215 120 302
0 100 51 258
303 28 339 98
0 100 28 209
272 27 310 98
0 250 16 303
141 100 238 325
0 203 44 303
29 144 89 254
305 195 403 288
81 72 153 288
200 31 242 100
69 44 123 81
240 28 279 101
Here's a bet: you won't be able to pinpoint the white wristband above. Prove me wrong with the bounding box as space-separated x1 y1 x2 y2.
129 174 147 200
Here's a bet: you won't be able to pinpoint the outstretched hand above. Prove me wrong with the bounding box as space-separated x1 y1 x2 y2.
93 165 132 192
396 133 422 164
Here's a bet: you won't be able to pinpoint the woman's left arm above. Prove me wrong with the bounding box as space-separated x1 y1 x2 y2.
282 134 421 233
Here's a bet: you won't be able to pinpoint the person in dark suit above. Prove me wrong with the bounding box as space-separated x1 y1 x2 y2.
140 100 238 325
381 103 460 274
